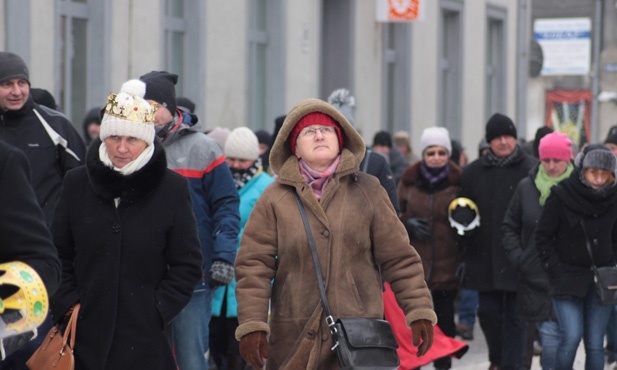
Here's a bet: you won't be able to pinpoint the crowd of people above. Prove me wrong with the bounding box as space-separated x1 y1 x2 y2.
3 48 617 370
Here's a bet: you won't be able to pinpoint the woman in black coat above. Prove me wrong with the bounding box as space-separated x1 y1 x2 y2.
502 132 573 370
50 92 203 370
535 144 617 370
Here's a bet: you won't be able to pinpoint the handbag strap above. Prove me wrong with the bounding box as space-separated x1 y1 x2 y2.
62 303 80 350
293 192 336 330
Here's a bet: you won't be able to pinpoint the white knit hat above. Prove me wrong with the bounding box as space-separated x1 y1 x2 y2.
224 127 260 161
419 127 452 155
100 92 156 146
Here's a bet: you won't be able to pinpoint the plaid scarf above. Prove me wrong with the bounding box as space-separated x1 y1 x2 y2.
299 156 341 200
420 161 450 185
485 145 521 168
231 158 262 190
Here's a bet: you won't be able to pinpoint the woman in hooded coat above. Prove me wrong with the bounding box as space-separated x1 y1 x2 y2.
234 98 437 369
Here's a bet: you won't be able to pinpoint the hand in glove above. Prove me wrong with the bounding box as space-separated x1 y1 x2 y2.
411 319 434 356
239 331 269 369
406 218 431 241
208 260 234 287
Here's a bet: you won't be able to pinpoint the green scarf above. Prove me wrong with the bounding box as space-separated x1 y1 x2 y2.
534 162 573 206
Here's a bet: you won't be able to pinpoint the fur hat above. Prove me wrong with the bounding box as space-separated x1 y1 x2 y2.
289 112 343 155
0 52 29 85
100 92 156 146
575 144 617 173
485 113 517 143
419 127 452 155
327 88 355 125
539 132 572 162
225 127 260 161
138 71 178 114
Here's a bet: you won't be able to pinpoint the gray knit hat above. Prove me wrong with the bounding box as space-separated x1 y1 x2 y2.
575 144 617 173
0 52 29 85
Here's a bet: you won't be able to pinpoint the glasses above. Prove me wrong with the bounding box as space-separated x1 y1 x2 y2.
425 150 448 157
300 126 336 138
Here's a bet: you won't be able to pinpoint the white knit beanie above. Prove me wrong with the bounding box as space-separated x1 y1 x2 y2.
99 92 156 146
420 127 452 155
224 127 260 161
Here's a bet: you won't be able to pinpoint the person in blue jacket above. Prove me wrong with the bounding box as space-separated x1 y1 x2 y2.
119 73 240 370
210 127 274 370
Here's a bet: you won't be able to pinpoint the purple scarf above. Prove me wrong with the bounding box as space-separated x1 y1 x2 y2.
298 156 341 200
420 161 450 185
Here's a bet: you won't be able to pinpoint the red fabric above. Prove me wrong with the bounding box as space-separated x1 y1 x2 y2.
544 89 592 146
289 113 343 154
383 283 468 369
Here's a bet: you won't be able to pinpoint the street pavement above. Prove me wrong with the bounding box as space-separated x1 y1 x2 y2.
449 320 609 369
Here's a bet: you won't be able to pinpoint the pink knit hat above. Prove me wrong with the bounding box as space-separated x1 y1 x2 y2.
539 132 572 162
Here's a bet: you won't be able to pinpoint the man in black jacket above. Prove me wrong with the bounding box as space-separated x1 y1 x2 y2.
0 140 61 366
459 113 537 370
0 52 85 226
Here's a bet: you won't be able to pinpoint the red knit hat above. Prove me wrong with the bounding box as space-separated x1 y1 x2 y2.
289 112 344 155
539 132 572 162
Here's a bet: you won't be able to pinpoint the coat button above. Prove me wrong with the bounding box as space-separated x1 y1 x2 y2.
322 230 330 237
111 223 120 234
321 334 329 341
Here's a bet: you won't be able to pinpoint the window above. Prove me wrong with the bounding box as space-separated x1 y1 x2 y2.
164 0 186 95
383 23 411 133
58 0 89 127
438 0 463 140
248 0 284 130
486 6 506 119
321 0 353 99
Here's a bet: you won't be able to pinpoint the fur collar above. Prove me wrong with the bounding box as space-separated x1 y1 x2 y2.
86 138 168 203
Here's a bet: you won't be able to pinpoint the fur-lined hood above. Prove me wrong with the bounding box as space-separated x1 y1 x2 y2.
269 98 365 182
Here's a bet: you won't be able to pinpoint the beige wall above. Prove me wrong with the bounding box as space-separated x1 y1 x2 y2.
29 0 55 91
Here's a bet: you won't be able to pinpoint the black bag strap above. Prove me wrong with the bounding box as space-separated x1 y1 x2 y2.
293 192 337 330
581 221 617 269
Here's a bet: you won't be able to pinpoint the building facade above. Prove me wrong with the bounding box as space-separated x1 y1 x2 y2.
4 0 579 160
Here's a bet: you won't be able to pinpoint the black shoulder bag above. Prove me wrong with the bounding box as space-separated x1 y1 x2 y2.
294 193 400 369
581 223 617 306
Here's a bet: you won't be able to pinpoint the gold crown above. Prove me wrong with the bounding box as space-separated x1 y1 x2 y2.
0 261 48 338
104 92 158 124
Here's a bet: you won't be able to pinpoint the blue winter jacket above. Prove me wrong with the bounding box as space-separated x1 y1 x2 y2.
211 170 273 317
161 111 240 287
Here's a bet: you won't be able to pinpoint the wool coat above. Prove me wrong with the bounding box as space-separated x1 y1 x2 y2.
50 139 203 370
459 148 537 291
535 169 617 298
397 160 462 291
234 99 437 370
501 166 553 321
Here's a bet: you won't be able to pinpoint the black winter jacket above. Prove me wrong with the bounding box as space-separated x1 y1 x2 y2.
50 140 203 370
360 148 400 212
502 165 553 321
459 147 537 291
0 96 86 225
0 140 61 294
535 169 617 298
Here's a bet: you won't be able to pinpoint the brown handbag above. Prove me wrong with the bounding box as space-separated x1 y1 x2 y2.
26 304 80 370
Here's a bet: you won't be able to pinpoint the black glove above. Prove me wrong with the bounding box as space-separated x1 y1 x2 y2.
208 260 234 287
406 218 431 241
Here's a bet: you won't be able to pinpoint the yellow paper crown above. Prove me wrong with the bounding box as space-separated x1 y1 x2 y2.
0 261 48 338
104 92 158 124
